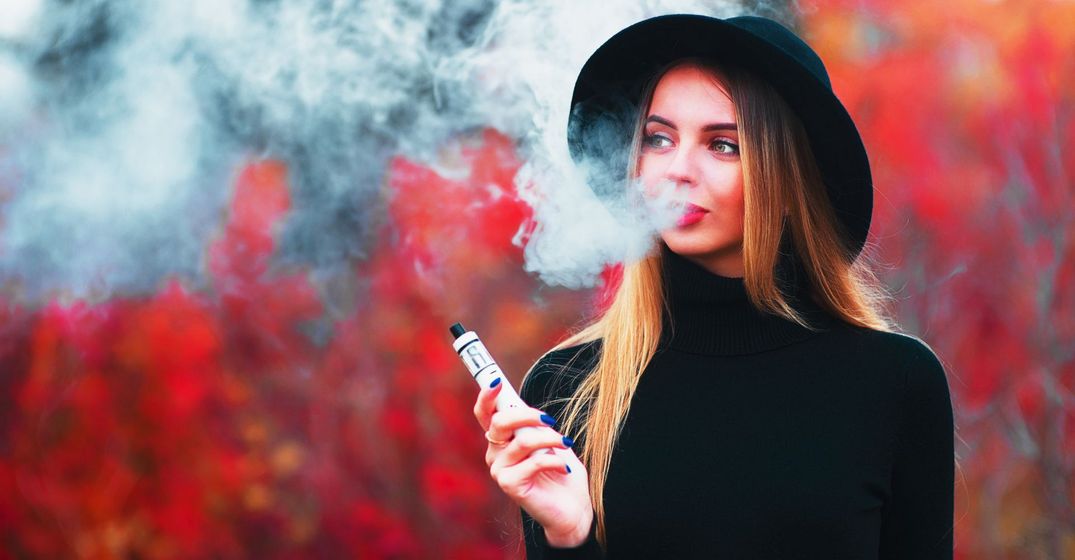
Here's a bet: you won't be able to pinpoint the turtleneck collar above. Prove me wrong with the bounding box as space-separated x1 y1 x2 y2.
657 242 837 356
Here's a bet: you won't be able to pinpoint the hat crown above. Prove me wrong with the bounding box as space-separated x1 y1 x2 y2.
725 16 831 90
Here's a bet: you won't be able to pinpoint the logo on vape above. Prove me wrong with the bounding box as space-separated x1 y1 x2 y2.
464 344 492 371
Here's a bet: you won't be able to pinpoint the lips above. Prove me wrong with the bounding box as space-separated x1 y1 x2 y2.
676 203 709 227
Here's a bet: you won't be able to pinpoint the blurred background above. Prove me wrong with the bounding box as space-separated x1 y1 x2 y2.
1 0 1073 558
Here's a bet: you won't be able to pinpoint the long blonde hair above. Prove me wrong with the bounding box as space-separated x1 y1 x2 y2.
526 57 896 551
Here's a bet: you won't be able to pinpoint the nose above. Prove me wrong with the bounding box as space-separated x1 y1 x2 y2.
664 144 699 187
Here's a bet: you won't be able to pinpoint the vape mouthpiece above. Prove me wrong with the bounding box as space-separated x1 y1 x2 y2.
449 322 466 339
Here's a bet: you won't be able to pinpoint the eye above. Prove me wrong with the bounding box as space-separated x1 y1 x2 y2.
710 138 739 155
643 134 672 149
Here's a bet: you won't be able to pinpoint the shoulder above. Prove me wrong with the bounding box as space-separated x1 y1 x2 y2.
850 328 953 410
857 329 946 372
519 340 602 410
856 329 945 368
825 322 944 368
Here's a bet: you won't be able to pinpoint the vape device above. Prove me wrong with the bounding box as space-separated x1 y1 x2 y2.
450 322 563 464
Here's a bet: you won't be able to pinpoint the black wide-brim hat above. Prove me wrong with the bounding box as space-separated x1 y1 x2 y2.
568 14 873 260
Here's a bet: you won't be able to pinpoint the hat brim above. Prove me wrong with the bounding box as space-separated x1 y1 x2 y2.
568 14 872 259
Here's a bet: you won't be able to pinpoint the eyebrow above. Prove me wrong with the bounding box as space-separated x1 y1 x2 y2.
646 114 738 132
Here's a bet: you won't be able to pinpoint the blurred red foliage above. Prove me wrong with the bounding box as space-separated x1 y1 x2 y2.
0 130 586 558
2 2 1074 558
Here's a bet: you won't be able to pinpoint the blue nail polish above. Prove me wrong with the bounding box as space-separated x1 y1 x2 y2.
562 436 574 448
489 377 501 388
540 414 557 427
565 464 572 474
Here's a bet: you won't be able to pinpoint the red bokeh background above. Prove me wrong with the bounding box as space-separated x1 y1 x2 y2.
2 1 1074 558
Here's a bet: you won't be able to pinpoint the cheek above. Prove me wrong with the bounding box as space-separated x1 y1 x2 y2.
704 167 745 207
636 155 655 181
636 158 664 198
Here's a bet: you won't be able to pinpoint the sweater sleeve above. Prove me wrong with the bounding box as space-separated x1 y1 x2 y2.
517 345 605 560
879 337 955 559
521 507 602 559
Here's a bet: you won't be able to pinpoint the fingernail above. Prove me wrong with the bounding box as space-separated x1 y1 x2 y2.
565 464 572 474
540 414 557 427
489 378 501 389
562 436 574 448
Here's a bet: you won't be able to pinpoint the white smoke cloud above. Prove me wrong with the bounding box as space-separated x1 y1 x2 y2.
0 51 32 139
0 0 782 303
0 0 43 42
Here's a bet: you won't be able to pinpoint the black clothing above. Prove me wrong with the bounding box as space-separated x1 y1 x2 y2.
518 248 955 559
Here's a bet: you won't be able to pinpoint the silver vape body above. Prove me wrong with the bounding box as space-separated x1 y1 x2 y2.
451 323 560 462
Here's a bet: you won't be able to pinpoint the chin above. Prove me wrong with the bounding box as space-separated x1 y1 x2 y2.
662 232 721 254
661 233 743 261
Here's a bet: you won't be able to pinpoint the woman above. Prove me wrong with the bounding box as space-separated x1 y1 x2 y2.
472 14 955 559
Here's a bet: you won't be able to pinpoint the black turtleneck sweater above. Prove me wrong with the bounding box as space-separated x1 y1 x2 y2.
517 246 954 559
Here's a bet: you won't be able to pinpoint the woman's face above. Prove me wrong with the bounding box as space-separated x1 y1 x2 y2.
636 63 745 278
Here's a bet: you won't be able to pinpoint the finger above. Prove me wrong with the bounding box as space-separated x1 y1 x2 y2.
472 377 504 431
483 426 526 468
494 453 571 496
491 427 573 472
488 406 558 444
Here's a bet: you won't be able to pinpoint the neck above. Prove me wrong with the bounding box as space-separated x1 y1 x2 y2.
678 249 745 279
658 243 836 356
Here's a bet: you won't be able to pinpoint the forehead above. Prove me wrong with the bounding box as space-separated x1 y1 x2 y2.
647 64 735 123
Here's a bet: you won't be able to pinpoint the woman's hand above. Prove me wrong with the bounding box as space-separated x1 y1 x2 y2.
473 378 594 547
